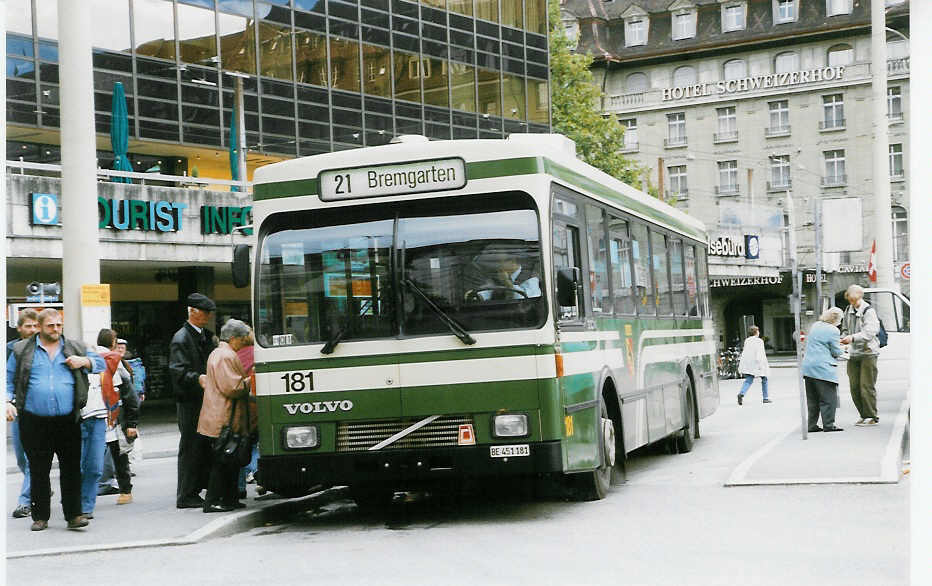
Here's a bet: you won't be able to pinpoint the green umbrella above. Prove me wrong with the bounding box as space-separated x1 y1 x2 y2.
110 82 133 183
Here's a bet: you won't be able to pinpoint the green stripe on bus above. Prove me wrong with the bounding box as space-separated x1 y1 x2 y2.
254 178 319 200
255 343 555 372
465 157 543 180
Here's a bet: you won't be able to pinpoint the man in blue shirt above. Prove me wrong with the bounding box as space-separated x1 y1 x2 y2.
6 309 105 531
6 309 39 520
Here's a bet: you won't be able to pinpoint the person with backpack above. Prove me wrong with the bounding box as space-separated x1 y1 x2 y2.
840 284 881 426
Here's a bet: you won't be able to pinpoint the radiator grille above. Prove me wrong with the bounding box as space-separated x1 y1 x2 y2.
336 416 473 452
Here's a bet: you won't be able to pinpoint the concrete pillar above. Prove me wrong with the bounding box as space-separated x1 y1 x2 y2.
58 0 102 342
871 0 895 292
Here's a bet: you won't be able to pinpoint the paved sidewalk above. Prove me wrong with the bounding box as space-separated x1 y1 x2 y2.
725 368 908 486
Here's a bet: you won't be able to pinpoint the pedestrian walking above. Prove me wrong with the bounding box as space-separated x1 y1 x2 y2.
801 308 846 432
199 319 253 513
170 293 218 509
5 309 105 531
736 326 771 405
6 309 39 519
840 284 881 426
79 329 123 519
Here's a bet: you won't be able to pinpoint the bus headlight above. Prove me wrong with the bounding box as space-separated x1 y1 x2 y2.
492 414 529 438
283 425 319 449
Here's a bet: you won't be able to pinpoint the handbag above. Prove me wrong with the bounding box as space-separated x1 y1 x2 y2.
213 392 251 467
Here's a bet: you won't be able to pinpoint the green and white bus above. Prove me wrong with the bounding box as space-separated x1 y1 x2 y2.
238 133 718 502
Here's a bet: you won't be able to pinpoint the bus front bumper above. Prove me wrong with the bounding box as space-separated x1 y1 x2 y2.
258 441 563 492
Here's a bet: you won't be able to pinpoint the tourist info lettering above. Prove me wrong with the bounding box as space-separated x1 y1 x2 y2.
319 158 466 201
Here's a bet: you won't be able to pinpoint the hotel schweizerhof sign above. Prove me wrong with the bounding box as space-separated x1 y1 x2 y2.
662 66 846 101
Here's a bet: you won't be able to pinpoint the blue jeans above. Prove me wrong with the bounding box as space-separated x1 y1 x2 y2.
739 374 769 400
80 417 108 514
237 442 259 493
12 420 31 507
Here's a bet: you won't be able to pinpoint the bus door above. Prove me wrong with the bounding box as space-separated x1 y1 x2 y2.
553 195 601 472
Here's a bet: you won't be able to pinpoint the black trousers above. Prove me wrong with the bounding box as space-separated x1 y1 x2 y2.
107 439 133 494
805 376 839 429
203 436 240 507
176 401 210 505
19 410 82 522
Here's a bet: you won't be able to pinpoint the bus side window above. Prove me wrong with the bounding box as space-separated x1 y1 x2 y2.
630 222 654 316
696 248 710 318
650 229 673 316
670 238 687 315
608 216 636 315
585 205 611 315
684 244 699 316
553 222 583 321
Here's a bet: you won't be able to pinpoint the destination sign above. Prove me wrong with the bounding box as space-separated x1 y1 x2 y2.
319 158 466 201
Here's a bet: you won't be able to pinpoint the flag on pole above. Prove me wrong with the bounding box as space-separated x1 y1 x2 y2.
867 239 877 283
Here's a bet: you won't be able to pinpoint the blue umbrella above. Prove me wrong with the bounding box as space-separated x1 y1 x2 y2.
110 82 133 184
229 105 240 192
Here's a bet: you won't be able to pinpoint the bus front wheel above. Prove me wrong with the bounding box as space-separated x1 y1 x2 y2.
570 397 615 501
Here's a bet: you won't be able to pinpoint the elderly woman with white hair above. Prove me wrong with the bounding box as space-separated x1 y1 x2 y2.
198 319 253 512
800 307 846 432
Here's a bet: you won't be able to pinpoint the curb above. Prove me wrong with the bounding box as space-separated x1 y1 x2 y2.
724 399 910 487
6 449 179 475
6 485 345 560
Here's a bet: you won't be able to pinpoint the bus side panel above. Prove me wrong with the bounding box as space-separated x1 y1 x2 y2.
559 340 601 472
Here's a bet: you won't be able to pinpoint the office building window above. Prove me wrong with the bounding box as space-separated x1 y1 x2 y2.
721 2 746 32
625 18 647 47
626 72 648 93
889 143 904 179
723 58 747 80
718 160 738 193
667 112 686 146
769 100 789 131
770 155 791 189
672 65 696 87
823 149 846 185
668 165 687 196
774 0 798 23
672 10 696 40
620 118 638 150
888 86 903 120
827 0 852 16
774 51 799 74
822 94 844 129
716 106 737 141
827 43 854 66
892 206 908 262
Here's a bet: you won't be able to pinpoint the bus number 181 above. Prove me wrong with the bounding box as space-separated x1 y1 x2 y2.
280 371 314 392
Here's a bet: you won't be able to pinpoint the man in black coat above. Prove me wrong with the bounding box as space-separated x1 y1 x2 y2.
170 293 217 508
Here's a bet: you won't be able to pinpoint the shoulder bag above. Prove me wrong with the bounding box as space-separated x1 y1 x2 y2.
213 386 252 467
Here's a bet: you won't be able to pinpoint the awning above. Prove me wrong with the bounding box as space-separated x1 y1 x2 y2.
708 264 781 280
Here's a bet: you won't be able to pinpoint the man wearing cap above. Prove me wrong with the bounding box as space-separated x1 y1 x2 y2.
169 293 217 508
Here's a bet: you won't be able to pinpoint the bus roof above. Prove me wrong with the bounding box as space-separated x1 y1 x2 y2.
252 134 708 242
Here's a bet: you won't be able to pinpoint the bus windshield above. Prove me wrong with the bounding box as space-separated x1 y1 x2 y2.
256 191 545 348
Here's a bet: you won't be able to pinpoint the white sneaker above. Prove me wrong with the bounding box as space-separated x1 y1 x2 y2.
855 419 866 426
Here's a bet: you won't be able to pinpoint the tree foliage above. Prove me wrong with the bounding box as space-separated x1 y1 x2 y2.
548 0 651 192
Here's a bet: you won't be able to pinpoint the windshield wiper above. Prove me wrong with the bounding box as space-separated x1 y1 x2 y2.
402 278 476 346
321 299 372 355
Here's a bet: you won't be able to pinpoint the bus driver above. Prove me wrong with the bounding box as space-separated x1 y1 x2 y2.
474 257 541 301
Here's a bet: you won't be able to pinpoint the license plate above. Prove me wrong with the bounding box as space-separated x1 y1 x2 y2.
489 444 530 458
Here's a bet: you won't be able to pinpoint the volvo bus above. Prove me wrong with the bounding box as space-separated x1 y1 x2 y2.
236 134 719 503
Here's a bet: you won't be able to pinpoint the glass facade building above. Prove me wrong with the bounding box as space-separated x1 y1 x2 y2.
6 0 550 160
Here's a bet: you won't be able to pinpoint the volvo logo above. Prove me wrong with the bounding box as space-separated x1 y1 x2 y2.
283 400 354 415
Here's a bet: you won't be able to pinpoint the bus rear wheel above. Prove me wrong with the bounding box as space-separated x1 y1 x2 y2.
676 376 697 454
571 397 615 501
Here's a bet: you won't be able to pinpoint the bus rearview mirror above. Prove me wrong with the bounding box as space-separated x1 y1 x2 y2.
232 244 251 288
556 268 579 307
